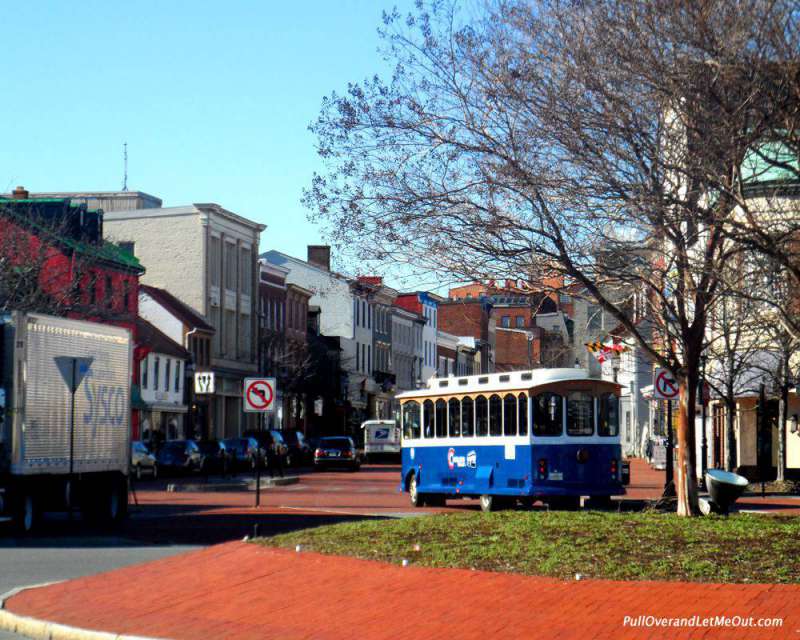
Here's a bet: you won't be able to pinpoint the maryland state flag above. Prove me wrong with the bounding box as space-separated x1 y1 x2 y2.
585 341 629 364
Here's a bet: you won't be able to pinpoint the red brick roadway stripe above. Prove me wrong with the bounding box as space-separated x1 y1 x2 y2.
6 541 799 640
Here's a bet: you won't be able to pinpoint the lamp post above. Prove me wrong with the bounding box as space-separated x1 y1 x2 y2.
700 354 708 489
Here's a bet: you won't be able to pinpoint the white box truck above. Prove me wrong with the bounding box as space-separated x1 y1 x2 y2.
0 312 132 533
361 419 401 461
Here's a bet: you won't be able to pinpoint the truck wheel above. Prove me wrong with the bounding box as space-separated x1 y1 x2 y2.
15 493 36 534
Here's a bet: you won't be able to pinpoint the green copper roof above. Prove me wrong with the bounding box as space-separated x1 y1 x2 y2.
742 141 799 185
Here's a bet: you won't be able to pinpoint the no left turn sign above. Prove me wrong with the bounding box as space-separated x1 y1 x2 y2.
653 368 679 400
243 377 276 413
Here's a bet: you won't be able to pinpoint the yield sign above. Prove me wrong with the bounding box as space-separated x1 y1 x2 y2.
54 356 94 394
243 377 276 413
653 368 679 400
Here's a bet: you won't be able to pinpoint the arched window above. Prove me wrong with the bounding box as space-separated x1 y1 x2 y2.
475 395 488 436
448 398 461 437
518 393 528 436
403 402 421 439
533 393 562 436
423 399 434 438
435 399 448 438
567 391 594 436
503 394 517 436
489 394 503 436
598 393 619 436
462 397 475 437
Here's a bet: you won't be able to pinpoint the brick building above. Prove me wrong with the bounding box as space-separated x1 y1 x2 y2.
437 298 496 374
495 326 544 372
0 188 146 433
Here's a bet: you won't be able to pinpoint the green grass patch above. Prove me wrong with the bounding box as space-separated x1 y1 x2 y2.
257 511 800 583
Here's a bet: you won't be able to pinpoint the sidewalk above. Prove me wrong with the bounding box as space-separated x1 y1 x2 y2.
4 541 800 639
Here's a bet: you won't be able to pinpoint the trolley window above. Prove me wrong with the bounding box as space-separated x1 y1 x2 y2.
489 394 503 436
435 399 447 438
475 395 488 437
423 399 434 438
403 402 421 439
518 392 528 436
462 397 475 437
448 398 461 437
567 391 594 436
503 394 517 436
533 393 562 436
598 393 619 437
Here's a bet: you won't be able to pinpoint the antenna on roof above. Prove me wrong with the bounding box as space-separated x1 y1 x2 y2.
122 142 129 192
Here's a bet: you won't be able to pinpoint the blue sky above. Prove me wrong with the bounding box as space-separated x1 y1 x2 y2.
0 0 413 275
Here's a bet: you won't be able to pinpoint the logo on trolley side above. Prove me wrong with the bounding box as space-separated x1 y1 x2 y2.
447 448 477 470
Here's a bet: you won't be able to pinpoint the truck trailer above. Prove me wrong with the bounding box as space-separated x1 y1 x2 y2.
0 312 132 533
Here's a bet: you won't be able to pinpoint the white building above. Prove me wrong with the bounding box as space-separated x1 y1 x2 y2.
392 306 424 391
261 246 378 426
104 203 265 439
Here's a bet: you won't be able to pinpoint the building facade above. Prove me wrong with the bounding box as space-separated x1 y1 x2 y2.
438 298 496 374
104 203 264 439
394 292 442 382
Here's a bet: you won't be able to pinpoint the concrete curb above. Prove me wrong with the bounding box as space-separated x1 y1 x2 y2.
0 584 168 640
166 475 299 492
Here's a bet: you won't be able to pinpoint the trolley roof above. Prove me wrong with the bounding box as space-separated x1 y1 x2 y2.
395 368 618 400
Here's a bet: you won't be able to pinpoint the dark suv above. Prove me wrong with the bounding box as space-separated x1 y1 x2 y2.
282 430 312 466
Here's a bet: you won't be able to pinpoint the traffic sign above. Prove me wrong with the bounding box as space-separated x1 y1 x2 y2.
653 368 679 400
194 371 215 394
244 377 276 413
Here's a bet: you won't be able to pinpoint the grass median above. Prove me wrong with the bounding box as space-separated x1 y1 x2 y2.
258 510 800 583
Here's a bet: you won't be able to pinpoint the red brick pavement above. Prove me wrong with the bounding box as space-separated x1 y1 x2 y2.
6 541 799 640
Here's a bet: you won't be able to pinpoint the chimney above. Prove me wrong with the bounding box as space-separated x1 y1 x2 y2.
307 245 331 271
11 186 29 200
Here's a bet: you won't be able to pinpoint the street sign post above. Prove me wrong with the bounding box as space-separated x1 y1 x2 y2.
243 377 276 413
194 372 215 394
652 367 678 495
653 368 679 400
54 356 94 519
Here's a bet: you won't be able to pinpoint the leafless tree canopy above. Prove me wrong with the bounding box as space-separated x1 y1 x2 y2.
305 0 800 514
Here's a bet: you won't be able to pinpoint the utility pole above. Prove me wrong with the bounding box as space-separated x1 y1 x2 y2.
665 399 674 491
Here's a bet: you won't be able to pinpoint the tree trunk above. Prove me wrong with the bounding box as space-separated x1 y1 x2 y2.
725 396 737 472
676 372 700 516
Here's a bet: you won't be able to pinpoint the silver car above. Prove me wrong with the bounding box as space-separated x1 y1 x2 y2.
131 440 158 480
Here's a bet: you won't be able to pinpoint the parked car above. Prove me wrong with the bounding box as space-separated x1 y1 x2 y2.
195 440 229 474
131 440 158 480
314 436 361 471
155 440 203 475
282 430 312 466
243 429 289 469
221 437 260 471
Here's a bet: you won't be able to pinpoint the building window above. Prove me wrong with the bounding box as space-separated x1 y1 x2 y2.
210 236 221 287
501 315 511 328
240 247 252 296
141 357 148 389
356 342 360 371
175 360 181 392
154 357 160 391
225 310 236 356
122 280 131 311
515 316 525 328
224 242 237 290
105 275 113 306
165 359 171 392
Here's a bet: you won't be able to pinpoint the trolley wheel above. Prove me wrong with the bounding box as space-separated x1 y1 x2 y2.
426 494 446 507
479 494 495 512
409 475 423 508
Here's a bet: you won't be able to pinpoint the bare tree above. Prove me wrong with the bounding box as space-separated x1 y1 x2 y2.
304 1 800 515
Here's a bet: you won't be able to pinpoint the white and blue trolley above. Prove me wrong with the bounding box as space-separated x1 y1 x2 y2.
398 368 625 511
